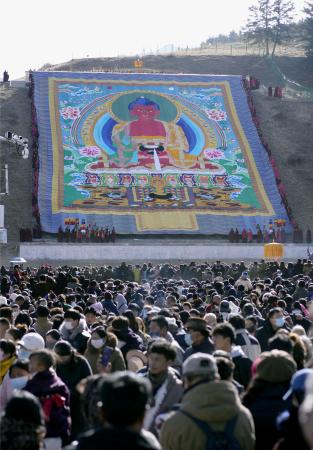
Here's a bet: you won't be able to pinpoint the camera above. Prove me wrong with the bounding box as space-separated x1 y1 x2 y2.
4 131 13 140
1 131 30 159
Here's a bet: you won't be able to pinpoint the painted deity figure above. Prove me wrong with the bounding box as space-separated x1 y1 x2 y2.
110 96 197 170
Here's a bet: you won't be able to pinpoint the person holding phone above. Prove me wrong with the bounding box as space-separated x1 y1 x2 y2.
84 326 126 374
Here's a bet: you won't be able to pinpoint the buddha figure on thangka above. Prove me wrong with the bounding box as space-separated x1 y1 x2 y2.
67 89 261 213
85 95 224 173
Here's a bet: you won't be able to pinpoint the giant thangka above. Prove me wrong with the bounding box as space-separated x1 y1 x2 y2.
33 72 289 234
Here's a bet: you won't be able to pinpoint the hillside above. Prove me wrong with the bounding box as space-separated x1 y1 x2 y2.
0 55 312 251
48 55 313 88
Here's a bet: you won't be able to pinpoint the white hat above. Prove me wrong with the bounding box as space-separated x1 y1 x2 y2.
20 332 45 351
0 296 8 306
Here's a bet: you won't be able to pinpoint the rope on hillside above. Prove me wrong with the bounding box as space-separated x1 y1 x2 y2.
265 56 313 98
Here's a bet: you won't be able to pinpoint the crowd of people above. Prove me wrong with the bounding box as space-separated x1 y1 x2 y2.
57 226 117 244
0 258 313 450
228 226 312 244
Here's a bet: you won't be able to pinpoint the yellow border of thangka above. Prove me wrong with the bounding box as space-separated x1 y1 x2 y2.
49 77 274 217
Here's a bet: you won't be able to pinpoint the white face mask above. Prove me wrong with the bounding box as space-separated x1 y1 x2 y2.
11 375 29 390
91 339 104 349
0 351 6 361
17 348 31 360
184 333 193 346
64 321 74 330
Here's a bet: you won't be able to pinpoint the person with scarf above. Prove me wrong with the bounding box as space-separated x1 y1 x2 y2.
0 359 30 409
139 340 183 436
0 339 16 384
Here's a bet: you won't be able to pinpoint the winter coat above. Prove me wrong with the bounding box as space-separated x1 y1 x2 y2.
115 293 128 314
56 355 92 439
60 319 90 354
76 427 161 450
24 369 70 442
84 339 126 373
0 370 29 409
243 382 289 450
165 332 185 372
231 345 253 388
256 320 281 352
101 299 119 315
115 328 145 358
160 380 255 450
56 354 92 391
183 337 214 361
293 287 309 300
33 317 53 339
234 329 261 362
142 369 183 436
274 405 310 450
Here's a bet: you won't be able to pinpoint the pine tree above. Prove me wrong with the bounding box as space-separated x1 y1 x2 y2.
271 0 295 56
304 1 313 61
244 0 295 56
245 0 274 55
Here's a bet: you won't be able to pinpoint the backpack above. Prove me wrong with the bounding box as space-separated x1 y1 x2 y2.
180 410 242 450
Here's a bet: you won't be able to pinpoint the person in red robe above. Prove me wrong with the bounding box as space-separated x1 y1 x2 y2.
241 228 247 243
247 229 253 243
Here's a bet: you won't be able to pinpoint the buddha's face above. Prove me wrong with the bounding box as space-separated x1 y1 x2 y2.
130 104 159 120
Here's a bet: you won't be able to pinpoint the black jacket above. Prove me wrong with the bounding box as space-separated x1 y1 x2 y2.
244 383 289 450
77 427 160 450
56 354 92 391
231 346 252 388
183 337 214 361
275 405 310 450
256 320 290 352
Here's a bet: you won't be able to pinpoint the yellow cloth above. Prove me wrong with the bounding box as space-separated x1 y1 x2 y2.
136 212 198 231
264 243 284 259
0 356 15 384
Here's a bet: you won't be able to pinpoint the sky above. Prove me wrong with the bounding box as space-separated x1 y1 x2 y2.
0 0 308 79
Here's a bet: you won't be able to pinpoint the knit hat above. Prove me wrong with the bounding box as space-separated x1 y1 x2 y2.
183 353 218 379
257 350 297 383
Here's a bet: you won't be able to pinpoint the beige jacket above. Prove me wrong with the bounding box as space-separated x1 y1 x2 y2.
160 380 255 450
